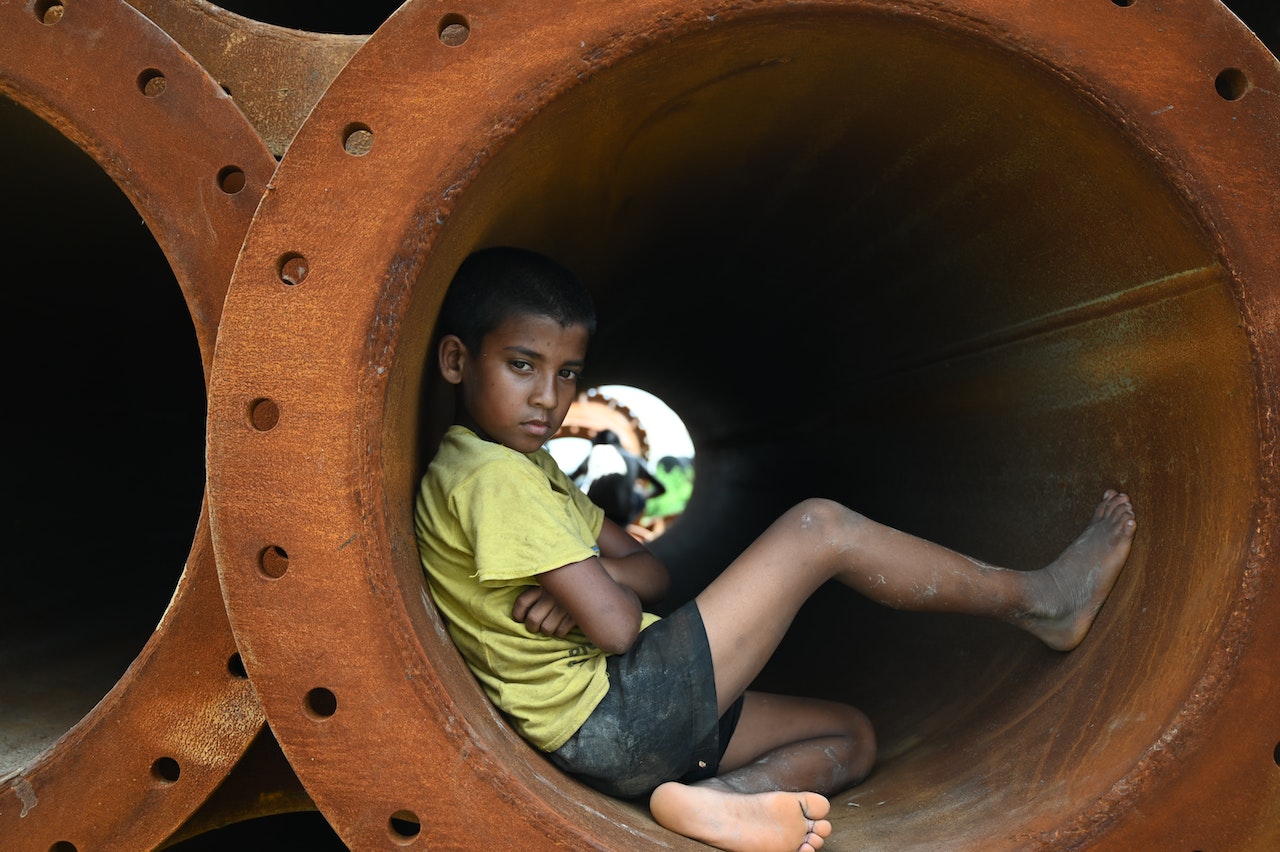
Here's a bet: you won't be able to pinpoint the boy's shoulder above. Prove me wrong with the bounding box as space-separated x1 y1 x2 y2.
432 425 557 488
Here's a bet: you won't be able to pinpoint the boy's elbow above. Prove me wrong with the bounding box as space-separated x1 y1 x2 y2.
595 621 639 655
592 611 642 655
598 634 635 656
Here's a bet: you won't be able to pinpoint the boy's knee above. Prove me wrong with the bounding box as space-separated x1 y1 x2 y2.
839 704 877 781
792 497 841 526
791 497 866 541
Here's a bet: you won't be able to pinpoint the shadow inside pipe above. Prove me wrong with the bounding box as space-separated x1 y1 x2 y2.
0 95 206 777
402 10 1258 848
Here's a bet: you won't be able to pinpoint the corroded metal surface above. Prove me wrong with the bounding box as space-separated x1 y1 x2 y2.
0 1 275 849
204 1 1279 850
124 0 367 158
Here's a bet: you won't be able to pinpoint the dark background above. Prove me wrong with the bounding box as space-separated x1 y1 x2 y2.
219 0 1278 55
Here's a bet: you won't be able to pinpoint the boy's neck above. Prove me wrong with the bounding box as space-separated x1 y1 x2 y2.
454 419 538 454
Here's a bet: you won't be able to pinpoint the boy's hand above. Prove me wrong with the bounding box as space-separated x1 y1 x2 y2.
512 586 578 638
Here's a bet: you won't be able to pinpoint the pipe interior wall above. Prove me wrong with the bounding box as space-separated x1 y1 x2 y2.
430 12 1275 849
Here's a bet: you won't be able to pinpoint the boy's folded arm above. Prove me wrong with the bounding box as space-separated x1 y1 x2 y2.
536 556 644 655
595 517 670 604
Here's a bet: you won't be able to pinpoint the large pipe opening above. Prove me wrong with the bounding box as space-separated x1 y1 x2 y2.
0 95 207 776
404 9 1258 846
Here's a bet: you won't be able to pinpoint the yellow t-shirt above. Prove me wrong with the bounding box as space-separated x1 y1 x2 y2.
415 425 658 751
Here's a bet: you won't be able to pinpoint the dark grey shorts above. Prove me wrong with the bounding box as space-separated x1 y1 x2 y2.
548 600 744 799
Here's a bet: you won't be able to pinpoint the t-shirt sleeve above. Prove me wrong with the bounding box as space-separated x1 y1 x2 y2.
537 449 606 540
455 456 602 585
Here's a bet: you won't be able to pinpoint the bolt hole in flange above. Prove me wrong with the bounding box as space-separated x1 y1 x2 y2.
34 0 63 26
138 68 168 98
203 0 1280 849
258 545 290 579
306 687 338 719
152 756 183 784
389 809 422 843
249 397 282 430
218 165 248 194
277 253 309 286
1215 66 1251 100
439 14 471 47
343 122 375 156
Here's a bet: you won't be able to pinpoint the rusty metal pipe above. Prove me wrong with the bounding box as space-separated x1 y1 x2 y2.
0 2 277 848
204 1 1278 848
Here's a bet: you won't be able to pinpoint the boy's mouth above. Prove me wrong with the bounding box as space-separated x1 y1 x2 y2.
522 419 551 438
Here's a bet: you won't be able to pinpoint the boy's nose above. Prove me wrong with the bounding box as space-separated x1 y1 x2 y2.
530 376 558 408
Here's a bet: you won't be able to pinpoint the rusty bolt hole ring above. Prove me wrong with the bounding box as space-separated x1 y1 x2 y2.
206 0 1280 849
0 1 276 850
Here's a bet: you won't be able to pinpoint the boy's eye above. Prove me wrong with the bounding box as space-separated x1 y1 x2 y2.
511 359 532 371
559 368 581 381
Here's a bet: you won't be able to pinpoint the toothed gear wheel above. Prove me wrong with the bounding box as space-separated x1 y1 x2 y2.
554 388 652 461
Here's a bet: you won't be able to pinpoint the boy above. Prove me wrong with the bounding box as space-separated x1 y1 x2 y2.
415 247 1136 852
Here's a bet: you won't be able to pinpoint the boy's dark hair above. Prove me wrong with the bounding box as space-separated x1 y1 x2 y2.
438 246 597 353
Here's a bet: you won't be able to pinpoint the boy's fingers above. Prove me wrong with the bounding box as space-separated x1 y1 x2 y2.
521 595 561 634
538 606 569 636
512 586 543 622
512 587 577 636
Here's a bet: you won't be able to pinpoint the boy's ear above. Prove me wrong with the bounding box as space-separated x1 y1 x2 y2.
437 334 467 385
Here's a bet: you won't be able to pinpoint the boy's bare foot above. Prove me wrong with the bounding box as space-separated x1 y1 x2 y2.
649 781 832 852
1024 489 1136 651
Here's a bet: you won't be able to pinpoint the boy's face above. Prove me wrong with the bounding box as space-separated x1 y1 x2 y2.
441 312 590 454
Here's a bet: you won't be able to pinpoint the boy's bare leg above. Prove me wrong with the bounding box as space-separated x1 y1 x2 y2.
697 490 1136 718
651 491 1134 850
650 491 1131 849
717 692 875 790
